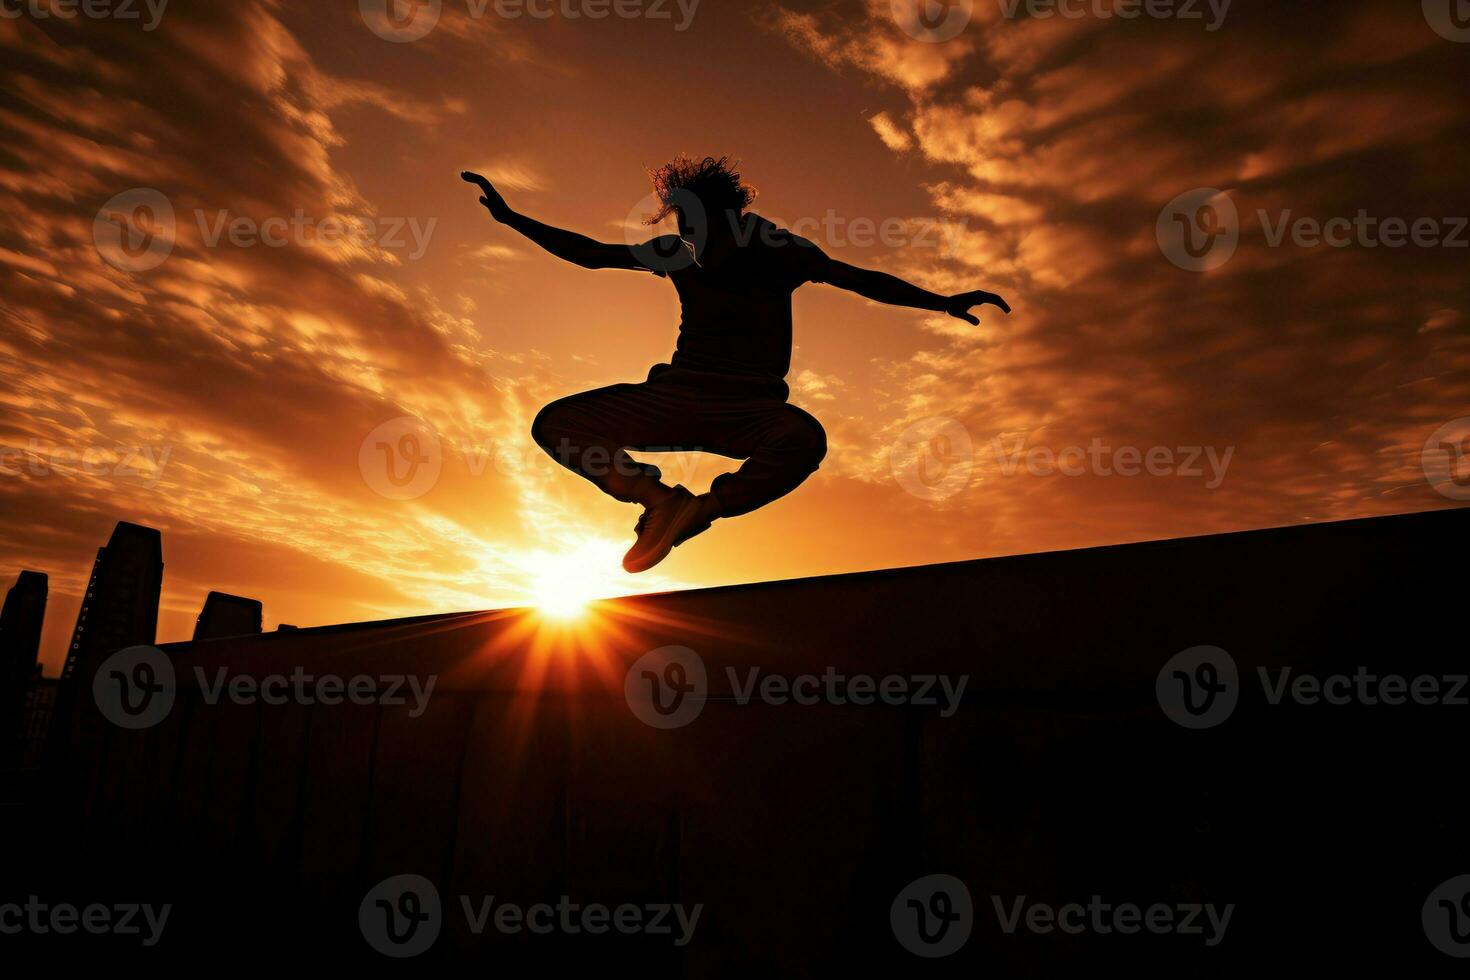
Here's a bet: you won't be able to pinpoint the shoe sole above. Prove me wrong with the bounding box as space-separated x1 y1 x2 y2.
623 495 702 573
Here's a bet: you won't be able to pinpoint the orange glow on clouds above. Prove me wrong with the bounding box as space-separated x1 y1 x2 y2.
1 1 1466 672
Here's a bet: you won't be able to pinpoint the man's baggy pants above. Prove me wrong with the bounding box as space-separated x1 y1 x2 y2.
530 365 827 517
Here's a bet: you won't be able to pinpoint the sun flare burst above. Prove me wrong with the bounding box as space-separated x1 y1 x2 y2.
522 538 641 619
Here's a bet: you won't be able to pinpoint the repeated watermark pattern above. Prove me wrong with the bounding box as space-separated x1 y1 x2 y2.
891 410 1456 507
1423 417 1470 501
94 188 175 272
1425 875 1470 957
1157 188 1239 272
93 645 177 730
623 646 968 729
619 189 966 275
0 441 172 488
360 874 442 957
193 209 437 259
733 209 962 254
356 414 785 501
896 0 1461 42
360 0 701 42
1 0 168 30
892 0 1230 43
359 874 701 958
0 898 171 946
360 417 445 500
891 874 974 957
992 894 1233 946
895 0 1460 43
367 405 1449 513
1156 645 1238 729
890 417 975 501
1159 187 1468 271
1157 645 1470 730
992 435 1234 488
92 645 436 730
1423 0 1470 42
890 874 1232 956
94 188 437 272
624 645 707 729
996 0 1230 30
889 418 1235 501
890 0 974 42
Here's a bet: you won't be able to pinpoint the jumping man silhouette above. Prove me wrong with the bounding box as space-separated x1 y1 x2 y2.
462 156 1010 573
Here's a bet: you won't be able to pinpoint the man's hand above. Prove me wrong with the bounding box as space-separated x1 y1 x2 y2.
461 171 512 223
945 290 1011 326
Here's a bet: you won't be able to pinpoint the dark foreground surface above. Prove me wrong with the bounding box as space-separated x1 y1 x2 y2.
3 508 1466 973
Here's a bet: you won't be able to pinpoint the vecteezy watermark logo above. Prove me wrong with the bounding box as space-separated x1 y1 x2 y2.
1161 188 1468 271
991 436 1234 488
194 209 438 259
994 894 1233 945
996 0 1231 31
623 187 704 273
729 667 968 715
359 416 443 500
0 441 172 488
1422 417 1470 501
0 0 170 31
892 874 973 957
891 0 974 42
890 416 975 501
360 0 442 41
1257 666 1470 708
94 661 435 731
92 645 175 730
460 895 702 944
94 189 176 273
362 0 700 40
1157 188 1239 272
1160 651 1470 728
1257 210 1469 250
624 645 707 729
1156 645 1238 729
194 667 436 715
755 209 961 252
491 0 701 30
894 876 1232 950
360 874 442 958
1424 0 1470 42
0 898 172 946
1424 875 1470 957
625 648 969 728
360 876 701 956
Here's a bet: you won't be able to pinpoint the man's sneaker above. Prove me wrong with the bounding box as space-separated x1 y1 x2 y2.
623 486 713 573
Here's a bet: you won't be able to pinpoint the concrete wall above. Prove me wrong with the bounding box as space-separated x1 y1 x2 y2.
15 509 1467 972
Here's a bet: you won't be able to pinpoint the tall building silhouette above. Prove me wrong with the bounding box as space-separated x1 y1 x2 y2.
0 570 47 763
193 591 263 641
61 521 163 680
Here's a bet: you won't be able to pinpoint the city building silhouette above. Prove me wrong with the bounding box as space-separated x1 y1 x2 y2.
0 570 47 764
193 591 263 641
46 522 163 766
60 521 162 680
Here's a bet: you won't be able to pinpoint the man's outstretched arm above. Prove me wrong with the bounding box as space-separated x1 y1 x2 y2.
821 258 1011 325
461 171 650 272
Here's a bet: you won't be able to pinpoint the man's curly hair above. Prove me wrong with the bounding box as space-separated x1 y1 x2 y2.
644 154 757 225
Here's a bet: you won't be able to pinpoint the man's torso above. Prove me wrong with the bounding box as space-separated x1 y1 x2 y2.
650 214 828 380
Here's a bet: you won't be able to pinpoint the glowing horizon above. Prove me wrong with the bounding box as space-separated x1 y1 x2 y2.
2 2 1467 672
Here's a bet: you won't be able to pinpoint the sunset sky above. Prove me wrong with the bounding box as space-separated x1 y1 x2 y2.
2 0 1467 673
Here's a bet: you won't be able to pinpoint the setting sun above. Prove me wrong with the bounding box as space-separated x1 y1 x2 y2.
522 539 641 619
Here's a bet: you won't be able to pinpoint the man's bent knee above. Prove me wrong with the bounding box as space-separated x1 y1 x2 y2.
780 408 828 471
531 399 575 453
